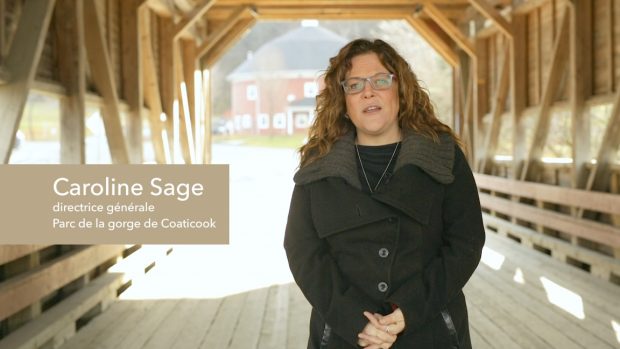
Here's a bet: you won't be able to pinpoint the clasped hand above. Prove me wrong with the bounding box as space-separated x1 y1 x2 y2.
357 308 405 349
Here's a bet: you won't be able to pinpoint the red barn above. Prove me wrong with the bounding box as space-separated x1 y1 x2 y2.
227 24 347 135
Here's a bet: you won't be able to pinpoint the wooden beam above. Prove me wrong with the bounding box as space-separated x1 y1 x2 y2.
197 6 252 58
0 66 10 84
202 16 256 68
421 0 476 58
570 1 592 189
0 0 55 163
0 246 48 266
478 192 620 247
174 40 193 164
510 13 527 179
160 17 175 132
479 42 510 173
585 87 620 193
473 37 487 166
474 173 620 216
404 15 458 67
174 0 217 40
182 39 197 162
252 5 456 20
605 0 614 93
145 0 177 17
139 5 167 163
201 67 212 164
462 67 474 162
83 0 129 163
519 7 570 181
56 0 86 164
0 245 125 321
468 0 512 38
513 0 553 15
121 0 144 164
0 0 4 57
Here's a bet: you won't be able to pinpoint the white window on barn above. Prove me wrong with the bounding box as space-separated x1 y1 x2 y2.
294 112 310 128
273 113 286 129
257 113 270 129
246 85 257 101
242 114 252 128
304 82 318 98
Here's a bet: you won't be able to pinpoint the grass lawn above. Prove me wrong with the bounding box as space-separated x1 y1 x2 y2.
212 134 307 149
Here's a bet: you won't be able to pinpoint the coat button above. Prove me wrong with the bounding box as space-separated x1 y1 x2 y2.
378 248 389 258
387 217 396 223
378 282 388 292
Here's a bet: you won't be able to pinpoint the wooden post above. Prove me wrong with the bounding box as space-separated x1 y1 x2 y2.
0 0 4 58
0 0 56 163
121 0 145 164
159 17 175 159
473 36 488 170
511 14 527 180
56 0 86 164
201 65 212 164
174 39 193 163
585 87 620 193
479 43 510 174
520 7 570 181
83 0 129 164
139 5 167 164
570 0 592 190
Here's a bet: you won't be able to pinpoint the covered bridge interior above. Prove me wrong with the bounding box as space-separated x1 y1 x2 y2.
0 0 619 348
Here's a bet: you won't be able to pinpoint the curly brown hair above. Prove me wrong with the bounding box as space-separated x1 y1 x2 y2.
299 38 458 167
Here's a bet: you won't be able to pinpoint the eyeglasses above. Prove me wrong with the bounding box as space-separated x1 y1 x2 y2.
340 72 395 95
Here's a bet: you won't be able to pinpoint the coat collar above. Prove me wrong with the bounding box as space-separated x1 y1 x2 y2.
294 128 455 188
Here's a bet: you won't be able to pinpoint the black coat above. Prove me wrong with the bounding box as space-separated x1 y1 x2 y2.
284 130 485 349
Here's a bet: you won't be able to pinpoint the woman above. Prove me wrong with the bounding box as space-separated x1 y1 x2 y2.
284 38 485 349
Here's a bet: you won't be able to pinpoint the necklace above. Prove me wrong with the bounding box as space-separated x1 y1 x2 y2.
355 142 400 193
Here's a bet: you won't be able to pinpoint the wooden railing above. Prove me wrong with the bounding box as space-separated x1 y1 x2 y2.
474 173 620 283
0 244 173 349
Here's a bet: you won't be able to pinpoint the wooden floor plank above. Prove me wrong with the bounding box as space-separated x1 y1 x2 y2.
79 300 158 349
140 299 203 349
466 278 552 348
54 232 620 349
115 299 180 349
469 272 576 348
199 292 247 349
475 256 617 348
257 284 289 349
58 300 135 349
172 298 223 349
286 284 311 349
465 295 523 349
229 287 270 349
488 231 620 309
486 231 620 310
469 308 506 349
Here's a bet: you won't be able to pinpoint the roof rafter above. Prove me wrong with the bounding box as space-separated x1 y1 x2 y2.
421 0 476 58
469 0 512 39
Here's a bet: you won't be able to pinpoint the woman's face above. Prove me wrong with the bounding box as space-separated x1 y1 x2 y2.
344 52 400 145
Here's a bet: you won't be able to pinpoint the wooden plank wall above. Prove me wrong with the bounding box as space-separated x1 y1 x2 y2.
0 245 122 340
475 0 620 286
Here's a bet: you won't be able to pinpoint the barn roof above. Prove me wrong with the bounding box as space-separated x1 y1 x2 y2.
228 25 348 80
